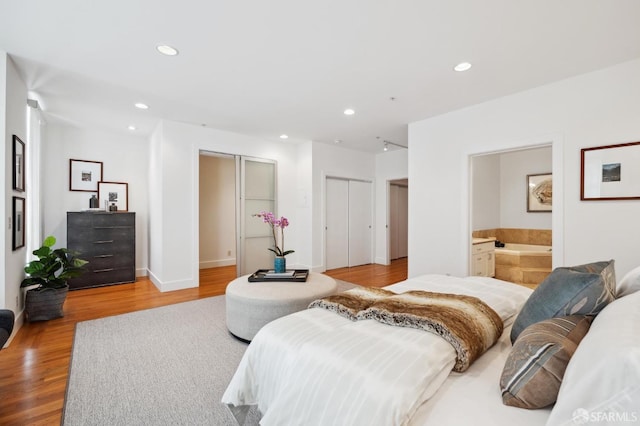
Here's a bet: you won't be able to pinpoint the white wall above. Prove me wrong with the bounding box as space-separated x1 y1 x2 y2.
499 147 552 229
311 142 375 271
471 153 500 231
199 154 236 268
148 120 302 291
374 149 408 264
409 58 640 280
42 123 150 276
2 53 28 317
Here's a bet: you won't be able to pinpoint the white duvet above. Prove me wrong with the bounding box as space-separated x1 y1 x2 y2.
221 275 532 426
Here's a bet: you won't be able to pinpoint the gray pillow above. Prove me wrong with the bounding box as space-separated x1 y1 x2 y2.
510 260 615 343
501 315 593 409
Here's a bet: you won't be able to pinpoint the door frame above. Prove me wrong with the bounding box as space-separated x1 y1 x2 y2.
196 150 277 283
467 136 564 274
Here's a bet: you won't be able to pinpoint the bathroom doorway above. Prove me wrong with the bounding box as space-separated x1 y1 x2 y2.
470 145 554 287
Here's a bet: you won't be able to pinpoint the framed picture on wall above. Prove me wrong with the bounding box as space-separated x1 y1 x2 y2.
69 159 103 192
13 135 25 192
581 141 640 200
527 173 552 212
13 196 25 250
98 181 128 212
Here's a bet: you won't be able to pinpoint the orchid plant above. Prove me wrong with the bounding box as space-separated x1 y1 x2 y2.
254 211 294 257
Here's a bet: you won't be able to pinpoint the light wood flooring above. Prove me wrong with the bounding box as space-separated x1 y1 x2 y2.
0 259 407 425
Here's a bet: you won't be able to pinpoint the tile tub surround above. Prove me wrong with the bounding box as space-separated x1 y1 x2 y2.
472 228 551 246
494 244 552 288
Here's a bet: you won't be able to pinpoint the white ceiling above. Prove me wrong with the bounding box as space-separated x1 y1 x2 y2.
2 0 640 152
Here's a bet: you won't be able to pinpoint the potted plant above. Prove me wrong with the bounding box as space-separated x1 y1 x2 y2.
254 211 294 273
20 235 88 321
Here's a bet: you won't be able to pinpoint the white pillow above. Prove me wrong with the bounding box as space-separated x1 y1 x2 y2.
617 265 640 297
546 291 640 425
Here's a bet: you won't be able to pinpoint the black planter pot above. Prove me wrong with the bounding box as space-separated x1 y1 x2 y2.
24 286 68 322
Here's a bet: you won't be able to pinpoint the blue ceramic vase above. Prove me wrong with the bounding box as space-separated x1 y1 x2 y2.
274 256 286 273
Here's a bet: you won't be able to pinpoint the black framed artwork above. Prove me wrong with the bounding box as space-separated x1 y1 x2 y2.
13 196 25 250
13 135 25 192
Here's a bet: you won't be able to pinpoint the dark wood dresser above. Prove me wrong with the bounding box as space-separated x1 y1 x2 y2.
67 211 136 290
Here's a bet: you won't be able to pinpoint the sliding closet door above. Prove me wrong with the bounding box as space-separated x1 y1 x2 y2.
325 177 372 270
239 157 276 275
348 180 372 267
326 178 349 269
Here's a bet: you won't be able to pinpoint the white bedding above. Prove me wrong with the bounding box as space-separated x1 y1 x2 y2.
222 274 533 425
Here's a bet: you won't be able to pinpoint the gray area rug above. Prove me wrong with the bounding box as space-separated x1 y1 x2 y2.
63 279 355 426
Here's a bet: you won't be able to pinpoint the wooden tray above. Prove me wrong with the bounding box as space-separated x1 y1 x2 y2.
248 269 309 282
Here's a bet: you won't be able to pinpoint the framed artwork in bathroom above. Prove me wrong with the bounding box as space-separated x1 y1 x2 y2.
580 141 640 201
527 173 552 212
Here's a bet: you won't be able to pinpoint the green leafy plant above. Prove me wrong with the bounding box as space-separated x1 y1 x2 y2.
20 236 88 290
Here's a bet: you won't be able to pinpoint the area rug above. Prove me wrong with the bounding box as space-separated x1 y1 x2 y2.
63 279 356 425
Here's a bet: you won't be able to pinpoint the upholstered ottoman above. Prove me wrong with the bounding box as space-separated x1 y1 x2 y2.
225 272 337 341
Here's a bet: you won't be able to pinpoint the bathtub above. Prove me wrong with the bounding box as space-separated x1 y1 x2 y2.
494 243 552 286
495 243 552 255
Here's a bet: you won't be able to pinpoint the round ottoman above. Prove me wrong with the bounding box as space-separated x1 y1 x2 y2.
225 272 337 341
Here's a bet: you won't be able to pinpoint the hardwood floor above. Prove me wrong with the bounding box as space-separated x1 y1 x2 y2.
324 257 408 287
0 260 406 425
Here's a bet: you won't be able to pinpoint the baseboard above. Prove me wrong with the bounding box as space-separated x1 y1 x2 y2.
147 270 198 293
199 258 236 269
136 268 148 277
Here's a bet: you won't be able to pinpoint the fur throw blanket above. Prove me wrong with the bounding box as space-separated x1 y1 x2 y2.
309 287 503 372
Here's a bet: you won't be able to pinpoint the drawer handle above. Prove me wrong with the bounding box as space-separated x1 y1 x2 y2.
93 240 114 244
93 268 115 273
93 254 114 258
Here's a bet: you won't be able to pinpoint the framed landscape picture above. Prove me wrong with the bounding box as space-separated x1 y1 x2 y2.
69 159 103 192
581 141 640 200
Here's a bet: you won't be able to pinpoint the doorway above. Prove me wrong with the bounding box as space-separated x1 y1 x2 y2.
469 144 558 286
389 179 408 261
198 152 277 282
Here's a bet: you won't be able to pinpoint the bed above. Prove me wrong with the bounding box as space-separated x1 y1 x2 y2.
222 264 640 425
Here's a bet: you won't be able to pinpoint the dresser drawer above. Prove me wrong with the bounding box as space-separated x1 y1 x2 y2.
69 268 135 289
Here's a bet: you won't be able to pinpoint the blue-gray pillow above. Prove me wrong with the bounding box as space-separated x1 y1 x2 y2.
510 260 615 343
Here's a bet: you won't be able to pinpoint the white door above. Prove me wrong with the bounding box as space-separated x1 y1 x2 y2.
239 157 276 275
325 178 349 269
348 180 372 267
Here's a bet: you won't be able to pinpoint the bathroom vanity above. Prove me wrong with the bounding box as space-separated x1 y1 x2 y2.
471 237 496 277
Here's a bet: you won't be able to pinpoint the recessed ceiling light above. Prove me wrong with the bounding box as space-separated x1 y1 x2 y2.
334 139 342 144
134 102 149 110
454 62 472 72
128 125 136 131
280 134 288 139
156 44 179 56
344 108 355 115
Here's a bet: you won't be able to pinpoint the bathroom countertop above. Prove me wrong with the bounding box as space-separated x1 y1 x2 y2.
472 237 496 245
